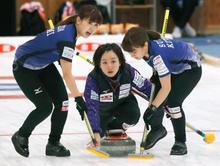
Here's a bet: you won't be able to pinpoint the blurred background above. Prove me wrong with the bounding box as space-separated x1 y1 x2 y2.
1 0 220 37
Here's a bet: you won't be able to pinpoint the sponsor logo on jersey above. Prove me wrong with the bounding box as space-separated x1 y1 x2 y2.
57 25 66 32
62 46 75 60
90 90 99 100
0 44 16 53
100 92 113 102
119 84 130 99
133 71 145 88
153 55 169 76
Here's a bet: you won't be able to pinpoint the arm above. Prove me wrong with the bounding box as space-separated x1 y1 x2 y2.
152 74 171 108
151 54 171 108
59 44 86 120
129 64 152 99
60 59 81 97
84 75 102 134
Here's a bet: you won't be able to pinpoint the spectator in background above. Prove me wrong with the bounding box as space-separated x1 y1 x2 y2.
55 0 111 24
160 0 200 38
77 0 111 23
19 1 46 36
54 1 77 25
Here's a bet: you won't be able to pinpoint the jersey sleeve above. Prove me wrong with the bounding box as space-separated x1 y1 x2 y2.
128 64 152 99
57 41 76 62
84 74 102 133
152 54 171 77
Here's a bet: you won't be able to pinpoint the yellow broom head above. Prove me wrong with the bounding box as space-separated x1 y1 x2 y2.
204 133 215 143
86 147 109 158
128 150 154 160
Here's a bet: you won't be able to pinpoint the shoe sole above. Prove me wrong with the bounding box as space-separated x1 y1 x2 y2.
11 135 29 157
170 151 187 155
145 129 168 150
46 150 71 157
46 153 71 157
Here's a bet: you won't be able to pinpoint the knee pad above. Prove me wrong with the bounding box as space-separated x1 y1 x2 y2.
165 106 182 119
54 100 69 112
122 122 135 130
61 100 69 112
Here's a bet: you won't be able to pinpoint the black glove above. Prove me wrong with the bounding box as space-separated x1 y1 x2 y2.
143 105 164 128
143 105 157 124
75 96 87 120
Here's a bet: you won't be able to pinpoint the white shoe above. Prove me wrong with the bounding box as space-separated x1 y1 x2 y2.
184 23 196 37
172 26 182 38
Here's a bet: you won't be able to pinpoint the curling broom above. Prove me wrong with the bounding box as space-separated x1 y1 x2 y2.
131 88 215 144
127 85 155 159
186 123 215 143
83 112 110 158
127 7 170 160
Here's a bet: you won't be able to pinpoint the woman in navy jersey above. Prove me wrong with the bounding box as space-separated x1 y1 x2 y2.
83 43 152 146
11 5 102 157
122 27 202 155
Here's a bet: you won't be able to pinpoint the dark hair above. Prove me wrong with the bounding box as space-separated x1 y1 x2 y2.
58 4 103 26
93 43 126 71
122 27 161 52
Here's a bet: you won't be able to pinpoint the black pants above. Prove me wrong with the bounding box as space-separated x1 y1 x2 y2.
160 0 198 28
151 67 202 142
13 63 68 143
99 95 140 137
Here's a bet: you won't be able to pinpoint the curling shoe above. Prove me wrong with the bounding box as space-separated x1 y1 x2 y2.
170 141 187 155
46 141 70 157
11 131 29 157
144 126 167 150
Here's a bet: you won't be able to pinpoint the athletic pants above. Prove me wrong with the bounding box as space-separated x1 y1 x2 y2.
152 67 202 142
99 95 141 137
13 62 68 143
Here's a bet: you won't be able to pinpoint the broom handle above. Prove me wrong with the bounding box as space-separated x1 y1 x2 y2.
139 84 155 151
84 112 98 145
161 8 170 37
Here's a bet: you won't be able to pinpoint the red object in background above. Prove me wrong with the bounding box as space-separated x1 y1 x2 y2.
0 44 16 53
76 42 100 52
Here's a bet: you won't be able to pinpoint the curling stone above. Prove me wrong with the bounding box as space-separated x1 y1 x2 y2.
100 129 136 157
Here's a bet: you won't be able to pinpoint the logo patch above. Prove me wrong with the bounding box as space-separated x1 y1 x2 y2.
62 46 75 60
61 100 69 112
57 25 66 32
90 90 99 100
119 84 130 99
133 71 145 88
100 92 113 102
153 55 169 76
34 87 43 95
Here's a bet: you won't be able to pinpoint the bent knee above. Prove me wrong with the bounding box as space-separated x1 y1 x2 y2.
165 105 183 119
54 100 69 112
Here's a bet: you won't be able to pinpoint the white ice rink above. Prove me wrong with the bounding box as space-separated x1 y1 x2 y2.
0 36 220 166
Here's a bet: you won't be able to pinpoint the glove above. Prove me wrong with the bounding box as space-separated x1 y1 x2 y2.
143 105 164 128
75 96 87 120
143 105 157 124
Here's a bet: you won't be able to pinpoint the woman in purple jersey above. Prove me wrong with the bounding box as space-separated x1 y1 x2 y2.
11 5 102 157
122 27 202 155
83 43 152 146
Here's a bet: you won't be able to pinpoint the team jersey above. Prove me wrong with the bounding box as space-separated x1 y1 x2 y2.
84 64 152 133
14 24 77 70
146 39 201 77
